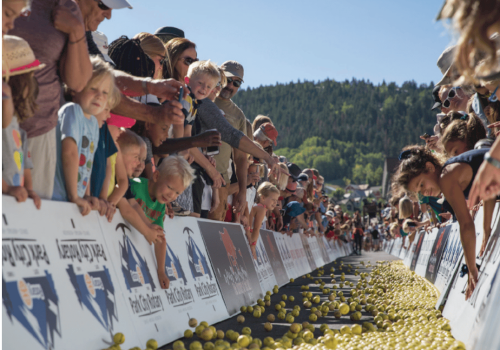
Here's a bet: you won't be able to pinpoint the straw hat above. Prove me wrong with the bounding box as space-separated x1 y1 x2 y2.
2 35 45 78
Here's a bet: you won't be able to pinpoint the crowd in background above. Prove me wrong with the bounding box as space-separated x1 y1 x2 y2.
2 0 500 292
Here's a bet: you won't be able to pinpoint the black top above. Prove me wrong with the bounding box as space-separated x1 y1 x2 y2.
371 229 380 239
443 148 488 200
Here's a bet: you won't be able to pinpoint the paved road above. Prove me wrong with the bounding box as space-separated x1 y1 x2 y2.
161 249 400 349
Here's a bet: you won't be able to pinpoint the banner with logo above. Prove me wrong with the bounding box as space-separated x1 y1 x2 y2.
273 232 301 279
153 217 229 334
409 232 425 271
444 204 500 344
425 226 452 284
300 234 317 271
414 229 439 277
307 236 326 267
98 215 177 347
260 230 289 286
317 236 332 264
434 224 463 298
321 236 337 262
2 197 140 350
196 220 263 316
402 233 419 267
290 234 312 275
250 235 279 294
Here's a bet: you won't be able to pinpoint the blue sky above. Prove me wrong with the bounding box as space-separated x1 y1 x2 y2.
99 0 454 89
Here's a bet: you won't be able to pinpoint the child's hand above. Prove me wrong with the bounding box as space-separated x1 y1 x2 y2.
99 199 116 222
144 224 165 245
7 186 28 203
166 202 174 219
84 195 101 212
73 197 91 216
157 269 170 289
27 189 41 210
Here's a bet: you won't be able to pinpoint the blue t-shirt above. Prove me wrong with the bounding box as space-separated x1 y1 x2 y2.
52 103 99 201
90 122 117 197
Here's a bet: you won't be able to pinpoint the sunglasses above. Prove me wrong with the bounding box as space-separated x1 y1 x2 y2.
442 87 461 108
182 56 199 66
489 85 499 103
226 77 242 88
95 0 111 10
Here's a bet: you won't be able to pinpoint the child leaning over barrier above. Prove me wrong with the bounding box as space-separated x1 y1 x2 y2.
114 130 165 246
394 145 496 300
125 154 195 289
52 56 120 215
245 182 280 260
2 35 44 208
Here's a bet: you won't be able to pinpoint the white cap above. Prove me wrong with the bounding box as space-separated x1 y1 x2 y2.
102 0 132 9
91 31 114 64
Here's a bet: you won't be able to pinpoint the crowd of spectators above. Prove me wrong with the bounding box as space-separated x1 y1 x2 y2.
2 0 500 293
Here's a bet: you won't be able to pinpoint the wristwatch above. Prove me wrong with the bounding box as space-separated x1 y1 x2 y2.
142 77 152 95
485 152 500 169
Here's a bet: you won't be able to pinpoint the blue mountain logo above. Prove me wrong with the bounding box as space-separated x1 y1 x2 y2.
66 264 117 331
3 272 61 349
165 242 187 285
184 227 212 280
116 223 156 292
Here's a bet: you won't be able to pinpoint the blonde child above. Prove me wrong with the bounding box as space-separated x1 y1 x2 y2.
125 154 195 289
245 182 280 259
113 129 165 248
169 60 223 216
52 56 120 216
2 35 43 208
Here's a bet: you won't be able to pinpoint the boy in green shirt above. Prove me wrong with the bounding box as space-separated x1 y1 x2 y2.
126 155 195 289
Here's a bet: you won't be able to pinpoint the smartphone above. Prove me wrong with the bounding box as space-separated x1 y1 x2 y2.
178 86 184 102
204 128 220 155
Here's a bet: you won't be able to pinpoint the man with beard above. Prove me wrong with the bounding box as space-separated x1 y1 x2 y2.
209 61 249 220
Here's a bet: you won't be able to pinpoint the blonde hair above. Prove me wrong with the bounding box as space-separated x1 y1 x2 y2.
134 32 166 59
398 194 413 219
256 181 280 202
187 60 220 82
217 66 227 89
156 154 195 189
389 222 399 237
444 0 500 84
116 129 145 152
272 163 289 191
85 56 121 110
402 219 416 234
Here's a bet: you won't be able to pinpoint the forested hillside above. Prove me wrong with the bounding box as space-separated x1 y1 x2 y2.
233 79 437 184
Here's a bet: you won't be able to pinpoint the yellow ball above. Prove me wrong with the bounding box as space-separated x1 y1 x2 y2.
146 339 159 350
184 330 194 338
237 335 250 348
339 303 350 315
113 333 125 345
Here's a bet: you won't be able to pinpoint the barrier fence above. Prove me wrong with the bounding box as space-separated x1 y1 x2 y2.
383 203 500 350
1 196 352 350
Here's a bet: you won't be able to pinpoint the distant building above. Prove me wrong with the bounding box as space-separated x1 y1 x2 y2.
382 157 400 198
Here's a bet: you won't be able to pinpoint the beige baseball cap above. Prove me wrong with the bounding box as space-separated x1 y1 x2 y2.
220 60 244 82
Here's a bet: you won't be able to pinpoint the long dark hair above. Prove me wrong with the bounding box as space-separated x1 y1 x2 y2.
109 36 154 78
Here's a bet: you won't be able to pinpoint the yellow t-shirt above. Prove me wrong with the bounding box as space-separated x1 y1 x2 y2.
107 152 118 197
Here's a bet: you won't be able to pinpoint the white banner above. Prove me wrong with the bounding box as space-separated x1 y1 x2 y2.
414 229 439 277
2 197 140 350
272 232 299 279
307 236 325 268
155 217 229 333
290 234 311 276
445 204 500 344
250 235 279 293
